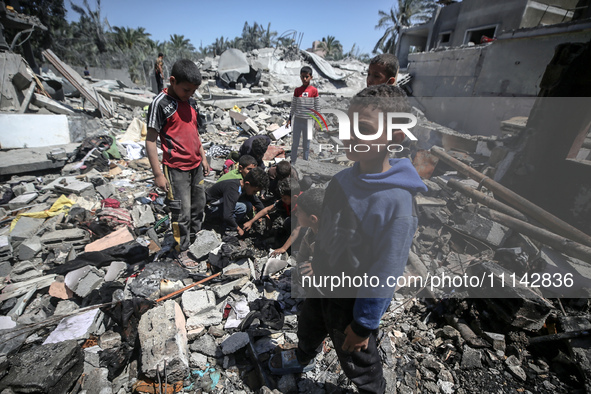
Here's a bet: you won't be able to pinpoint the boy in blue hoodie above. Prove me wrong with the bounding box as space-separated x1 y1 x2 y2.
269 85 427 394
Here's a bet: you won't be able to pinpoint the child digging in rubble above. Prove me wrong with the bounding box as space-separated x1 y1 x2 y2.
205 167 269 237
269 85 427 394
287 66 320 164
145 59 210 260
367 53 399 86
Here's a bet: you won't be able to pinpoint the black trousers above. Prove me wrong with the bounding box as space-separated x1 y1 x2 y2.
164 164 205 251
155 71 163 93
296 297 386 394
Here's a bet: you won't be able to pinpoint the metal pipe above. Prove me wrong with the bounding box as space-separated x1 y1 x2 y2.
430 146 591 248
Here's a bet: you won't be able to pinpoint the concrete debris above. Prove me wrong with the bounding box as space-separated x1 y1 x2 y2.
0 44 588 394
189 230 222 260
138 299 190 382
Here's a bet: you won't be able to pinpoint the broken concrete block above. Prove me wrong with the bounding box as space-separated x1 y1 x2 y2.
229 110 248 123
96 183 115 199
0 236 12 262
84 227 134 252
81 366 112 393
12 183 36 196
460 345 482 369
131 204 155 228
64 266 105 298
182 289 223 328
240 281 260 303
451 211 511 247
189 334 218 357
9 216 44 244
223 258 254 279
7 192 38 210
190 352 208 368
104 261 127 282
18 236 42 260
11 63 33 90
505 355 526 381
242 118 259 134
44 309 103 345
55 300 79 315
41 228 89 249
10 261 43 283
138 299 190 382
483 331 506 352
188 230 221 260
0 340 83 393
220 332 250 355
49 281 74 300
211 276 250 299
54 180 93 195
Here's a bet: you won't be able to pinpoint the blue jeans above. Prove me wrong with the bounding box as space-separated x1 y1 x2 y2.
291 117 310 163
206 200 252 232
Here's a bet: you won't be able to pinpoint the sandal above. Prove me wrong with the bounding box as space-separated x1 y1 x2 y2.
268 349 315 375
176 250 200 270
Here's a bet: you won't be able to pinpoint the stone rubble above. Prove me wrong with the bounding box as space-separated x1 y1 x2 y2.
0 49 588 394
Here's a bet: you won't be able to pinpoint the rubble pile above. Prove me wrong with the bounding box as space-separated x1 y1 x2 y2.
0 47 590 394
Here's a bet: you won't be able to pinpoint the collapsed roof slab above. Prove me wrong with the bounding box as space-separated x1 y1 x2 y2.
0 114 70 149
0 143 79 176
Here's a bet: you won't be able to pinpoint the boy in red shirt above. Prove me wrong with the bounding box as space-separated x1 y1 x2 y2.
287 66 319 163
146 59 210 254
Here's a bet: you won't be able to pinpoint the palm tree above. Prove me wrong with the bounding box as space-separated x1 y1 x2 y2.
319 35 343 60
373 0 438 54
169 34 195 52
112 26 150 50
259 23 277 48
69 0 110 53
241 21 262 51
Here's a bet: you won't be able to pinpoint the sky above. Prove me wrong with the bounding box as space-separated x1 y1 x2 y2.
65 0 399 55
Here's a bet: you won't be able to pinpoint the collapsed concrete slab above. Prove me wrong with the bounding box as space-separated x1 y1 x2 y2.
0 114 70 148
138 299 190 382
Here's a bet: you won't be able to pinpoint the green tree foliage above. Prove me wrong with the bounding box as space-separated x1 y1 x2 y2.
319 35 343 60
69 0 110 54
373 0 438 54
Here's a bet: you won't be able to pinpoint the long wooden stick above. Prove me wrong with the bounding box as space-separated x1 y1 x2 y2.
447 178 529 222
431 146 591 248
479 207 591 263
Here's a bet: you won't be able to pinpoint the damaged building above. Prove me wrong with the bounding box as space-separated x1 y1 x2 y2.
0 1 590 393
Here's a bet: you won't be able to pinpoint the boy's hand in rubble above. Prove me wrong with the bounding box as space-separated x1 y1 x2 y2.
242 220 254 232
342 324 369 353
155 173 169 192
299 261 313 277
270 247 286 257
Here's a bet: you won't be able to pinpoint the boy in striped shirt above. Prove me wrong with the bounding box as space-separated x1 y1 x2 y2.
287 66 320 163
